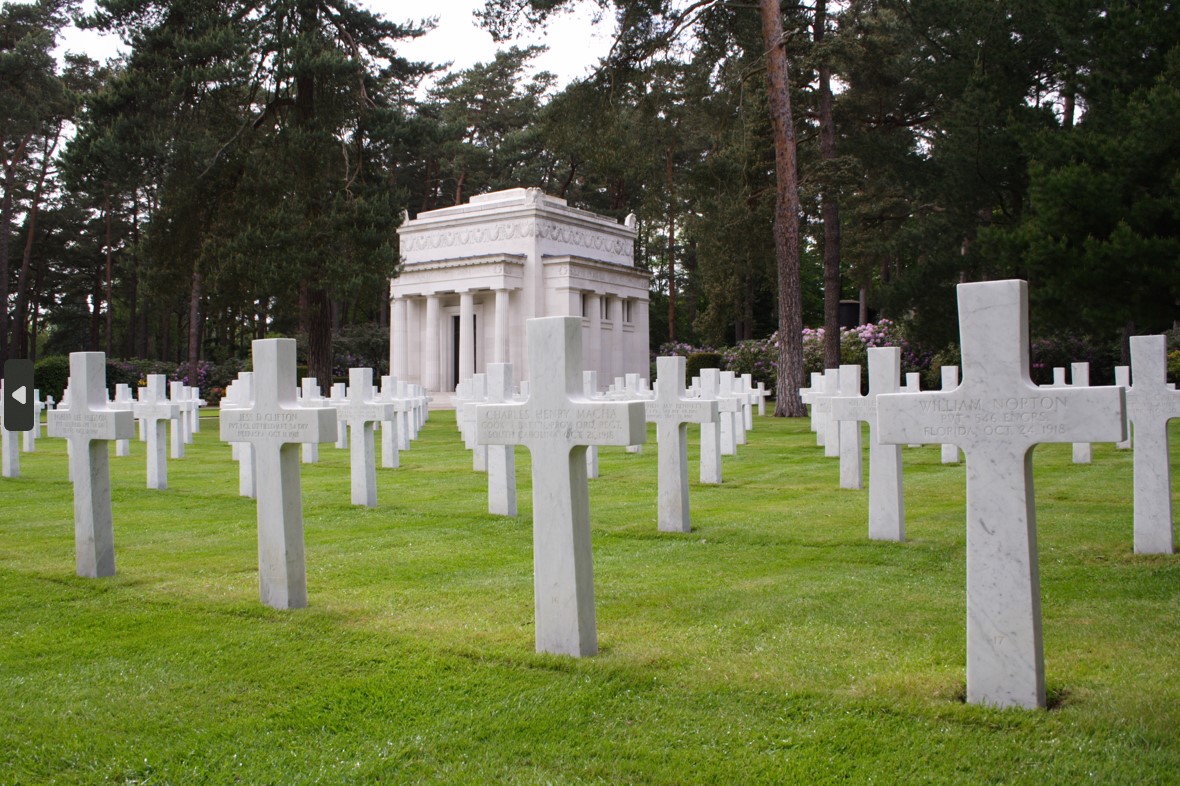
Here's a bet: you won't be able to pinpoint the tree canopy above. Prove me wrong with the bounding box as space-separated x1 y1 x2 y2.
2 0 1176 401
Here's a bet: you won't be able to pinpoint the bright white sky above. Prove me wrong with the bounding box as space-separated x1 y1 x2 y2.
55 0 615 92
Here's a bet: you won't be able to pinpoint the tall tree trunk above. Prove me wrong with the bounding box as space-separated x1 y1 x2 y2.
11 130 58 359
125 193 140 357
305 286 333 390
760 0 806 417
295 0 333 391
159 311 170 361
1062 69 1077 129
89 272 102 351
558 160 578 199
29 230 47 364
187 263 202 380
454 170 466 205
139 302 150 358
666 146 677 341
257 297 268 339
743 275 755 341
0 135 33 365
104 194 115 356
816 0 842 367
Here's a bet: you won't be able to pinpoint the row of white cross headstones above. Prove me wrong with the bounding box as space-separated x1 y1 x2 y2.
18 280 1179 713
794 281 1178 708
0 377 203 486
453 360 770 528
220 369 430 508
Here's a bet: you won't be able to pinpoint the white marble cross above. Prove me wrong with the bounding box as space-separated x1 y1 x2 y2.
1070 363 1092 463
625 373 650 400
112 384 135 457
717 371 743 456
739 374 756 432
1 395 18 479
903 372 922 448
583 371 600 479
57 386 72 480
836 364 864 489
876 280 1125 709
300 378 324 464
476 316 646 657
47 353 135 578
379 375 406 470
1114 365 1132 450
463 373 489 472
23 389 45 452
169 381 187 459
820 369 841 458
329 382 349 449
396 381 413 450
190 387 205 434
454 377 473 438
623 373 648 454
1127 335 1180 554
800 371 825 446
181 385 196 444
219 339 337 609
339 367 396 508
940 366 962 464
831 347 904 541
698 369 733 485
646 356 718 533
228 372 257 498
726 372 750 447
418 383 431 436
486 363 518 516
134 374 179 490
755 381 770 417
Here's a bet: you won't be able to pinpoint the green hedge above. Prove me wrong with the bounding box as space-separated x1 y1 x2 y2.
685 352 724 385
33 356 71 403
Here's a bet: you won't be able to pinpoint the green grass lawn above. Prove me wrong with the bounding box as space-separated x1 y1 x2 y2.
1 411 1177 784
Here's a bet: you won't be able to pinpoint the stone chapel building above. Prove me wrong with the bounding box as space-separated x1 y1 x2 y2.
389 188 651 394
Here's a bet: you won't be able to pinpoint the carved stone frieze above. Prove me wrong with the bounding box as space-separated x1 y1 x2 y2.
401 220 634 258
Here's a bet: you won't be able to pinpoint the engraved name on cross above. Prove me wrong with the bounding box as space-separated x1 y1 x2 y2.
476 317 647 657
378 375 405 469
877 280 1125 709
133 374 179 490
219 338 337 609
830 347 904 541
338 367 396 508
485 363 518 517
1127 334 1180 554
47 352 135 578
836 364 864 489
646 356 718 533
698 368 734 485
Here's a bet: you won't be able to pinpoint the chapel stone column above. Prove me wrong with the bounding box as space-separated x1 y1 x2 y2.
587 292 602 383
633 297 649 379
392 295 408 379
494 288 510 364
609 296 622 383
459 290 475 385
424 294 440 392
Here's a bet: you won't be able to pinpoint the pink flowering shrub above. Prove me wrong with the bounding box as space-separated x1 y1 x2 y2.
802 319 909 372
722 336 779 389
725 319 922 392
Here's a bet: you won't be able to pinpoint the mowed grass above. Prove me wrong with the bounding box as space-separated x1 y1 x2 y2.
0 410 1177 785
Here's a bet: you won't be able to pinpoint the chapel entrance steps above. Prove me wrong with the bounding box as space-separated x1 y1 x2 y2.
429 391 457 411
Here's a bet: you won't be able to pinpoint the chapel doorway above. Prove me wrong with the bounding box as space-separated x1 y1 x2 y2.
450 313 477 391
